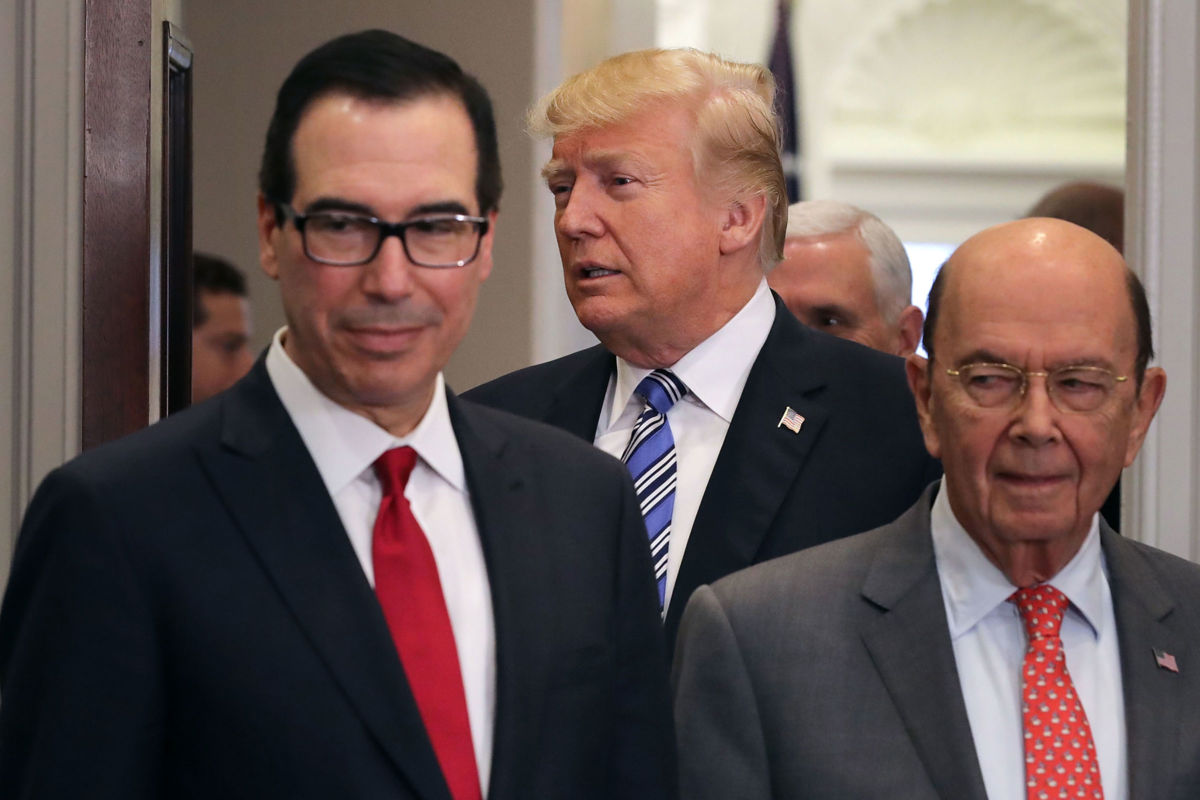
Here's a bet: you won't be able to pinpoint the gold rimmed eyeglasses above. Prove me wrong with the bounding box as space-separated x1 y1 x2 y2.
944 362 1128 413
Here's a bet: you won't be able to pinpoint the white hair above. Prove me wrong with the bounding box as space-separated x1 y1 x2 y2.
782 200 912 324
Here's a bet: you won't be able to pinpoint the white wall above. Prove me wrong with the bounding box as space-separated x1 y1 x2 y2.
0 0 85 591
1125 0 1200 558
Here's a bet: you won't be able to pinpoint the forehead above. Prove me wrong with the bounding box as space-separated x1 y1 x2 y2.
546 102 696 174
197 291 249 329
290 92 478 213
778 234 874 289
937 238 1135 366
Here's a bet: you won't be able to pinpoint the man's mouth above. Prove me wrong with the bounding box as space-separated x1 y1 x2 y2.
997 472 1069 488
578 263 620 279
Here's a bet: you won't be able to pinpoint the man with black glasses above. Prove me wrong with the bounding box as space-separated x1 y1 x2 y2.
0 30 675 800
673 218 1200 800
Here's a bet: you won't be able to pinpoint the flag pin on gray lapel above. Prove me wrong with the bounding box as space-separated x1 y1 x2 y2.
778 407 805 434
1154 648 1179 673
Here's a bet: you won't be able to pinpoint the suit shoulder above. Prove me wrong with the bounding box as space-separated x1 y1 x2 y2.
55 400 223 489
707 523 893 612
1112 534 1200 597
800 326 911 393
455 396 626 474
462 345 609 414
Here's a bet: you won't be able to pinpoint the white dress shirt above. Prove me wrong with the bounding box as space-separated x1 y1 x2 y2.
593 279 775 610
931 483 1127 800
266 330 495 793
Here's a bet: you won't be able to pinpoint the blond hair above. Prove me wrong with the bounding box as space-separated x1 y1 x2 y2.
529 48 787 270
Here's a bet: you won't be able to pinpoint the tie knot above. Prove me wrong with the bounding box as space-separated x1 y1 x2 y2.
374 446 418 496
1011 584 1069 640
635 369 687 415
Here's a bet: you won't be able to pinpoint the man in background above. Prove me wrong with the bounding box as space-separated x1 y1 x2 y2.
673 218 1200 800
768 199 923 356
466 49 939 653
1027 180 1124 253
192 251 255 402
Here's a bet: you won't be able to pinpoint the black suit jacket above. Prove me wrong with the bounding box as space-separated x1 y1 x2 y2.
465 295 942 650
673 482 1200 799
0 361 676 799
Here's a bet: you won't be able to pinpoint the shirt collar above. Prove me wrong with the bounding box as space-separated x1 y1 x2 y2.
931 479 1108 640
264 327 466 495
607 279 774 428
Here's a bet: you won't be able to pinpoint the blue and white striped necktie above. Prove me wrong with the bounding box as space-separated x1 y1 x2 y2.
621 369 687 612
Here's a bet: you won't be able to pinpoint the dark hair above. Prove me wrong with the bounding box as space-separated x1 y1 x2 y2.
258 29 502 219
193 252 247 327
922 260 1155 386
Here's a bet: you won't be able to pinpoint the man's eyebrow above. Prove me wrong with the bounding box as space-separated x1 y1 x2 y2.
407 201 472 218
301 197 473 219
957 349 1010 366
542 150 651 183
303 196 376 216
1045 356 1117 372
956 350 1117 371
541 159 572 183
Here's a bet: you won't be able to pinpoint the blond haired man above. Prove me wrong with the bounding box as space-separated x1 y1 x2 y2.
467 49 939 653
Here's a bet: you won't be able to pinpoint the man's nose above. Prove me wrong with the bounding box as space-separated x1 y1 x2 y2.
1009 375 1062 445
361 234 416 300
555 182 605 239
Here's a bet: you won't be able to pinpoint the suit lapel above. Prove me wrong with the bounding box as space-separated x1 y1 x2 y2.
1103 528 1187 800
197 364 452 800
858 487 990 800
541 345 614 442
448 395 551 800
667 300 832 638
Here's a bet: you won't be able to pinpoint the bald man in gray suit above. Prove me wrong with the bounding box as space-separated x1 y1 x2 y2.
673 218 1200 799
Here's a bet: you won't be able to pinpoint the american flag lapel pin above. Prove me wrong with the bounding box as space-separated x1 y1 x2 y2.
1154 648 1180 673
778 406 805 434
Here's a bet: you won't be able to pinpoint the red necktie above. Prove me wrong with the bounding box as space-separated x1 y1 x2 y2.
1013 585 1104 800
373 447 482 800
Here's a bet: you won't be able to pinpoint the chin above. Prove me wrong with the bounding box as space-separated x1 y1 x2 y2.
571 303 624 340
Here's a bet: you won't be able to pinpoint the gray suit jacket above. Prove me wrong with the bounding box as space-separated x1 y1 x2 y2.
672 482 1200 800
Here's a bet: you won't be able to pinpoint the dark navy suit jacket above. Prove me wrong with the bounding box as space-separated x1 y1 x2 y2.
0 361 676 799
466 295 942 652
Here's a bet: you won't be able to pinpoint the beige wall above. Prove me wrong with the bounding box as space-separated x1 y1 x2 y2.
184 0 536 391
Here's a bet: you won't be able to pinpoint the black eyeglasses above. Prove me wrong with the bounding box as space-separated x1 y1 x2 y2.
274 202 489 268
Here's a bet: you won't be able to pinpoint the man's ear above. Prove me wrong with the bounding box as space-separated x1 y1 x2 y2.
1124 366 1167 467
895 305 925 357
906 353 941 459
718 194 767 256
257 193 283 280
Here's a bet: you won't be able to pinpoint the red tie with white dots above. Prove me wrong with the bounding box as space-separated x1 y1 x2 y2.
1012 585 1104 800
373 446 481 800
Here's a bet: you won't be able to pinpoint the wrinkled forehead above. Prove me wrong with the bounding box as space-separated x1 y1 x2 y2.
544 101 701 178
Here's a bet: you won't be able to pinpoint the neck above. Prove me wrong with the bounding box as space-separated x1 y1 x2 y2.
602 279 762 368
987 542 1076 588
